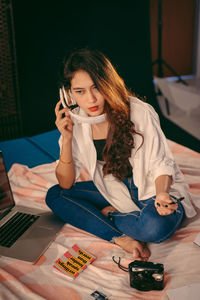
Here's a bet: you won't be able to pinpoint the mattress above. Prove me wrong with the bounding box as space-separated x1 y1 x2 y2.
0 131 200 300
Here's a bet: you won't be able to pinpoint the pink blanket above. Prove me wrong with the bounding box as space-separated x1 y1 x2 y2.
0 140 200 300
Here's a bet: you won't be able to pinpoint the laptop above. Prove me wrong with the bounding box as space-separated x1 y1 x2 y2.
0 150 64 263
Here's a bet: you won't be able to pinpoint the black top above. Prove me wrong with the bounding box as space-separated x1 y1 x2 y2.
93 138 133 177
93 139 106 161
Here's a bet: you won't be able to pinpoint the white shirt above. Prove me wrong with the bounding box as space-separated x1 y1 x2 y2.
58 97 196 218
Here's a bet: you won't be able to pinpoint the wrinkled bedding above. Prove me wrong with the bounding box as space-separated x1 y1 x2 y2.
0 140 200 300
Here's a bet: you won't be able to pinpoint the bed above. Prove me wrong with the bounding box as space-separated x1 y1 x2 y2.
0 129 200 300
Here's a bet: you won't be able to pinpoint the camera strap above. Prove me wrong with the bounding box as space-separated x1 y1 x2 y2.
112 256 129 272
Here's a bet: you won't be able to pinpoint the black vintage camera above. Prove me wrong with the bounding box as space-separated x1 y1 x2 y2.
129 260 164 291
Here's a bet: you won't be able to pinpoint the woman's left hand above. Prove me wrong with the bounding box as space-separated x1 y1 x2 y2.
155 192 178 215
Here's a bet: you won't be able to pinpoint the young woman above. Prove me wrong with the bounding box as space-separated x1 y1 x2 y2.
46 48 196 260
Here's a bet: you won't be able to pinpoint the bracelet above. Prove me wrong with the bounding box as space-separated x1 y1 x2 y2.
59 156 73 164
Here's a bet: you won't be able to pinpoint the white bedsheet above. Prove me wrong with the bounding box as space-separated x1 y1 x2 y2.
0 140 200 300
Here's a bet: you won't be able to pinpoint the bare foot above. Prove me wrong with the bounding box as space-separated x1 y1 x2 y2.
114 236 150 261
101 206 118 216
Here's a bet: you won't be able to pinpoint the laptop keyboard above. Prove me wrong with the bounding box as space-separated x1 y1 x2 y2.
0 212 40 248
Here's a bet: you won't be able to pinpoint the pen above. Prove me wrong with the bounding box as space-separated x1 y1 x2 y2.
164 197 185 208
156 197 185 208
169 197 185 205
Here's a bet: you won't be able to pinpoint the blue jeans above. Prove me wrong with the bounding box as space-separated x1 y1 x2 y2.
45 178 185 243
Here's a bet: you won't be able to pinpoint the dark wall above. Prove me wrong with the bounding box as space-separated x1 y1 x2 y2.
12 0 158 136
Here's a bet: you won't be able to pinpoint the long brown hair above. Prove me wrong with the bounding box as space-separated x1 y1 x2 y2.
60 47 142 180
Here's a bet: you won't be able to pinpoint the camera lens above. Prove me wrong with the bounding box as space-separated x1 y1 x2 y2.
152 273 163 281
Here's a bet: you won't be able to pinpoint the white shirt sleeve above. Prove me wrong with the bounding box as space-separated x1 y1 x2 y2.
136 102 177 182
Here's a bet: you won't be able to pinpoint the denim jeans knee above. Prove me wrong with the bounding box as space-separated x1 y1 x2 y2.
109 201 185 243
45 184 61 208
140 204 183 243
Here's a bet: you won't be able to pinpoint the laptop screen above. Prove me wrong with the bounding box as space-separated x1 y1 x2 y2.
0 152 15 214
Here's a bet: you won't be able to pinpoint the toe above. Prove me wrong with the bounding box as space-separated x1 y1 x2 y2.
132 248 142 260
142 247 151 258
